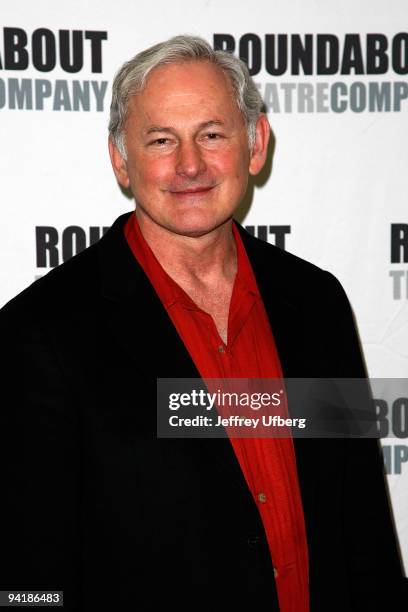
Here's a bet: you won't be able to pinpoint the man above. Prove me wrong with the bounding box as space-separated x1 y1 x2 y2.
0 35 406 611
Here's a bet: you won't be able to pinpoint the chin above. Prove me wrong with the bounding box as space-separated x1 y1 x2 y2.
137 200 234 239
166 214 232 238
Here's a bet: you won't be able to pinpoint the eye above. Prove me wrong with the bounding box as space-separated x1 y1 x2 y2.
206 133 221 140
151 138 169 146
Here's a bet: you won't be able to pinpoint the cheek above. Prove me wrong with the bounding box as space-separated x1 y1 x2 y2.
218 152 248 186
217 146 248 173
132 158 172 190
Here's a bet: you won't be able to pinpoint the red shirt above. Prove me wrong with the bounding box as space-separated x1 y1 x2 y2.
125 213 309 612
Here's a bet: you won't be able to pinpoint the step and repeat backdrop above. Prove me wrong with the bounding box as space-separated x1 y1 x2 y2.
1 0 407 572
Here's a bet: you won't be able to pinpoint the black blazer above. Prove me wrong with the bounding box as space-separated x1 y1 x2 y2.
0 212 406 611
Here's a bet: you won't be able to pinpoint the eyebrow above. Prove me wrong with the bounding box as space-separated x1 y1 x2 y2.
145 120 225 135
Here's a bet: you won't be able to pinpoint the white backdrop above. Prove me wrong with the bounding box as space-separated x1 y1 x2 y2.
1 0 407 573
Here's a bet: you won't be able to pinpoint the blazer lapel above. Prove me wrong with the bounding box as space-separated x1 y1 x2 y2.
97 211 200 379
235 221 302 378
236 222 319 521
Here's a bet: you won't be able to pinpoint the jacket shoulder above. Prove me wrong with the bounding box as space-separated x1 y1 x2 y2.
238 224 346 300
0 240 100 328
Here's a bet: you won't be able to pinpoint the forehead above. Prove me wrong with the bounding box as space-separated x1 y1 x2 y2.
126 60 241 126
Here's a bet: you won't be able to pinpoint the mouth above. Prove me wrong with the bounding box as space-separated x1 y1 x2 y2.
169 185 216 197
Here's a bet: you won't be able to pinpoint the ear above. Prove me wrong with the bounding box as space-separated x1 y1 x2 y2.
249 113 271 176
108 136 130 189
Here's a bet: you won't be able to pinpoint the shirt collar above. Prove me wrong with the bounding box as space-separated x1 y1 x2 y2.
124 212 260 310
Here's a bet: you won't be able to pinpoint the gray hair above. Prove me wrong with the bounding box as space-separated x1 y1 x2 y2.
108 34 264 159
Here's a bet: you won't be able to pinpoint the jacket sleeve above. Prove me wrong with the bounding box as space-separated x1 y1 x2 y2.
323 272 408 610
0 303 81 610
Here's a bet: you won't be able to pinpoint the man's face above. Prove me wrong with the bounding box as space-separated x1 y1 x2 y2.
110 60 268 237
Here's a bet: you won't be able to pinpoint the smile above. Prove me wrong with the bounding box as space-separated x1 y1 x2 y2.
169 186 215 197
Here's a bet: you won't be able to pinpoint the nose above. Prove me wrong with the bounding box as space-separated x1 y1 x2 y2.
175 140 206 178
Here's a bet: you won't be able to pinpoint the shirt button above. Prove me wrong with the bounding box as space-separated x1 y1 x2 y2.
218 345 225 353
274 567 279 578
257 492 267 503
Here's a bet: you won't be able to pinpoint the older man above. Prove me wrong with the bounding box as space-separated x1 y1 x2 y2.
0 35 406 612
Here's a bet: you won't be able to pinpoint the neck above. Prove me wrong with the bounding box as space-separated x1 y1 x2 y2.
135 209 237 286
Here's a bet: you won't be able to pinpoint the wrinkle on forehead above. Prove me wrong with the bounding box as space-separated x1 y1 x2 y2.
126 61 244 133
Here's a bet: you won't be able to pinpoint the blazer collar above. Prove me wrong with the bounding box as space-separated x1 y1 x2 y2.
96 211 302 377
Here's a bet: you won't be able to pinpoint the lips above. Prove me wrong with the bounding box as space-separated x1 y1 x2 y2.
169 185 216 197
170 186 214 194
